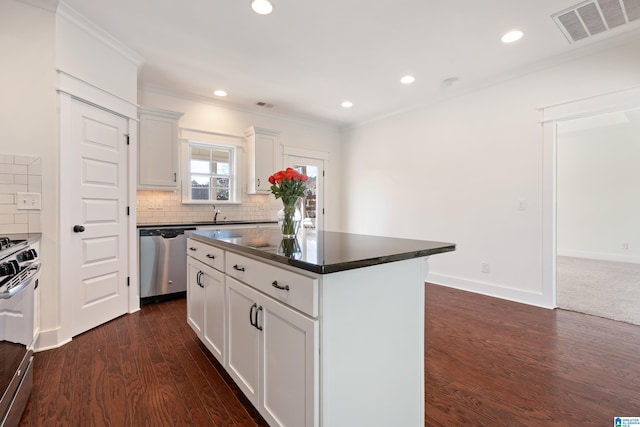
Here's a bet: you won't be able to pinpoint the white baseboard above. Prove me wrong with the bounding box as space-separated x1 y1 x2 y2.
35 327 72 352
426 273 555 309
557 249 640 264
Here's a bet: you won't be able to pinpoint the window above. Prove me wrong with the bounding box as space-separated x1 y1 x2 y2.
182 141 240 204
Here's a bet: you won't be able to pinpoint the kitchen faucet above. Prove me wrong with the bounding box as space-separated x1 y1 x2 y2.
213 205 221 223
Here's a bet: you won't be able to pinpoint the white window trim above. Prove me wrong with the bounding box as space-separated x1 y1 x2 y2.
179 129 243 205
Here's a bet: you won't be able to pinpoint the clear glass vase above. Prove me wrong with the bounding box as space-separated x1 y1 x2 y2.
277 197 303 239
277 237 302 258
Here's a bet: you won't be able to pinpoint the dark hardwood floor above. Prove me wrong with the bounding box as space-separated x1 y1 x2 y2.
425 284 640 426
19 284 640 426
19 298 269 427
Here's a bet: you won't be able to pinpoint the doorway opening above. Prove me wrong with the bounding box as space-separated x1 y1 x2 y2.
284 150 327 231
555 109 640 324
540 86 640 321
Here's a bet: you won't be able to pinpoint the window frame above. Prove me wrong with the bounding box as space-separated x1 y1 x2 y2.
181 135 242 205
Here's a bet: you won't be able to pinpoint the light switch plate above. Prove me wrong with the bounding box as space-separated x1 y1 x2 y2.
16 192 41 210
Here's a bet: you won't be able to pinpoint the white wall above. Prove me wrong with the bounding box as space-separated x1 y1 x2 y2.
51 3 140 346
0 1 140 346
0 0 58 333
138 89 342 230
557 112 640 263
340 36 640 307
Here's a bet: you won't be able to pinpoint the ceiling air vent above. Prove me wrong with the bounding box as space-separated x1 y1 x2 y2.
256 101 274 108
552 0 640 43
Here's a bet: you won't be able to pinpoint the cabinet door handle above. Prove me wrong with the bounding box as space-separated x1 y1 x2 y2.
189 247 197 251
233 264 245 272
271 280 290 291
257 178 260 188
196 271 204 288
249 303 257 327
256 306 263 331
206 254 215 259
173 172 177 182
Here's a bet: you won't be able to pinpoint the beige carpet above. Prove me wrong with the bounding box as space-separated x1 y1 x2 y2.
557 256 640 325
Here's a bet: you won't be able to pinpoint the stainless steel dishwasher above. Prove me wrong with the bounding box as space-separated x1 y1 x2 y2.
139 226 196 302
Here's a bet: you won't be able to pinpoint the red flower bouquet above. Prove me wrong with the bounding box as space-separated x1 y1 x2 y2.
268 168 309 238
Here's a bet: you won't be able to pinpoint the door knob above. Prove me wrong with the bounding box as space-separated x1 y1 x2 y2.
73 225 85 233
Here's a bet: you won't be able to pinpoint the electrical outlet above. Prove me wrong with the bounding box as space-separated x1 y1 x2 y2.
481 262 490 273
148 200 155 210
622 242 629 250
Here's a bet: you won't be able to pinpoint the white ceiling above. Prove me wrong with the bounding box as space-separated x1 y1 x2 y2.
60 0 640 126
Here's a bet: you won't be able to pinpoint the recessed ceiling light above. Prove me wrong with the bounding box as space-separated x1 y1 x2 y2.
400 75 416 84
251 0 274 15
341 101 353 108
501 30 524 43
214 90 227 97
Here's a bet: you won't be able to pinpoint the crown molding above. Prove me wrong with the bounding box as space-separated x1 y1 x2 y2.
16 0 60 12
139 83 339 131
56 1 144 66
347 27 640 131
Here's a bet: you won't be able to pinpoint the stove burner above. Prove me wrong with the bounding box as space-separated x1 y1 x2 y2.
0 237 25 252
0 260 19 277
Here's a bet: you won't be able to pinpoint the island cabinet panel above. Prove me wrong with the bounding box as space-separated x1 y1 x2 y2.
187 251 226 365
202 264 226 363
185 227 456 427
259 291 318 427
226 277 261 403
318 258 425 427
187 260 204 336
187 238 224 271
226 276 318 427
225 251 318 317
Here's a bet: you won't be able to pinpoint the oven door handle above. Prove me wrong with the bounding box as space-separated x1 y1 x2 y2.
0 263 41 299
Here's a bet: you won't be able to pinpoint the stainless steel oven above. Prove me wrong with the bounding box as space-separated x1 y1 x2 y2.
0 235 40 427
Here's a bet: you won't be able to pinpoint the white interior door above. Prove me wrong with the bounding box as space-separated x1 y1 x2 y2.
284 156 325 231
67 99 129 337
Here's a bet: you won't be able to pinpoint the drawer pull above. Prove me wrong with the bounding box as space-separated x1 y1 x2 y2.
206 254 216 259
233 264 245 272
272 280 290 291
189 247 197 251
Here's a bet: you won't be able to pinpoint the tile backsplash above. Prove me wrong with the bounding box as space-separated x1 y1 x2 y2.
0 154 42 234
136 190 280 225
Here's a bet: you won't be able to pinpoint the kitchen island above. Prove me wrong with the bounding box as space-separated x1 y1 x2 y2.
186 227 455 427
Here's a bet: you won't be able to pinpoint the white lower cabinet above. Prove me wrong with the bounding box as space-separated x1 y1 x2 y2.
187 257 226 365
226 277 260 402
187 237 428 426
187 236 427 426
226 276 318 427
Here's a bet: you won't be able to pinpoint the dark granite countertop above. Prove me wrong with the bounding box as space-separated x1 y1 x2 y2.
187 228 455 274
137 220 277 229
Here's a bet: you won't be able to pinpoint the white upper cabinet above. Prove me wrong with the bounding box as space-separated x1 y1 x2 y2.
138 107 184 190
245 126 280 194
